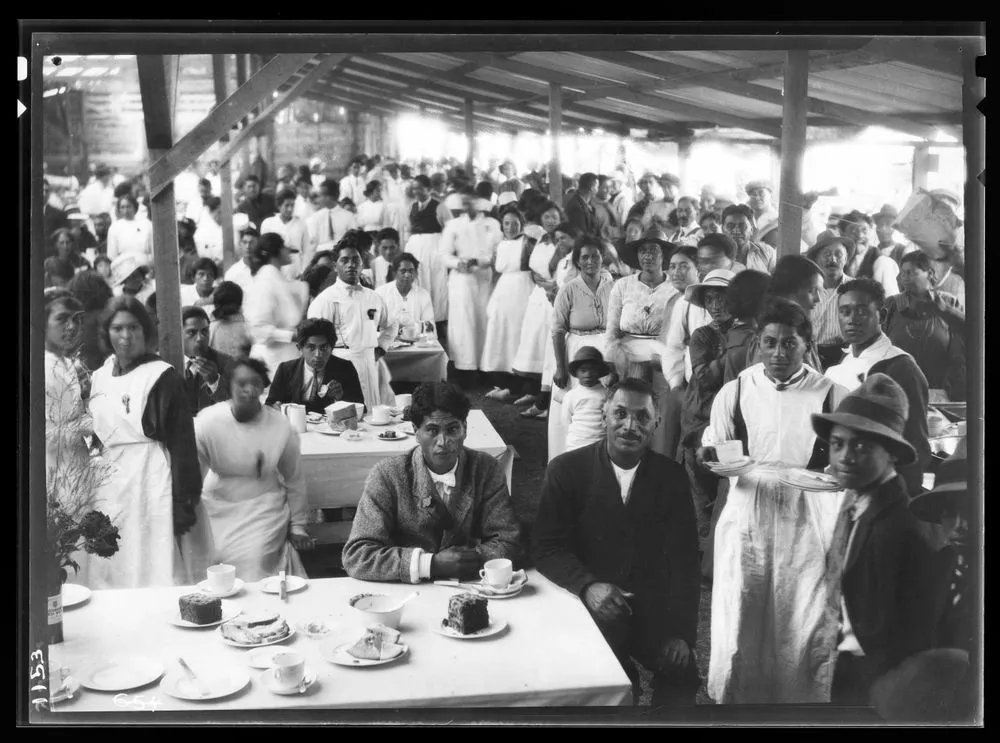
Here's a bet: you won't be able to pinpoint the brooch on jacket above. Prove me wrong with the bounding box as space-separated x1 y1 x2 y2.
367 308 376 320
318 383 330 398
121 394 131 414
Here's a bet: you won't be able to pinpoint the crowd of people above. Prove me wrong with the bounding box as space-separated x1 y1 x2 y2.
43 150 972 716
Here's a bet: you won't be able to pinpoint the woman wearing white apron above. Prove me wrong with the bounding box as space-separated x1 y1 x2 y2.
481 207 537 399
512 201 566 419
439 194 502 378
243 233 307 379
78 297 214 589
404 176 451 327
699 298 849 704
604 226 679 458
547 237 615 461
195 358 315 582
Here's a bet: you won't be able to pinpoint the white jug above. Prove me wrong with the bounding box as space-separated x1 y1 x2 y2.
281 403 307 433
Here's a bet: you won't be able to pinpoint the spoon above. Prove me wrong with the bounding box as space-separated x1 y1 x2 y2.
385 591 419 612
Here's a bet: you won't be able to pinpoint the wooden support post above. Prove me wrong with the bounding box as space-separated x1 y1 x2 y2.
137 55 183 372
677 137 692 190
212 54 237 271
348 109 362 161
912 143 931 191
548 83 563 206
778 50 809 259
464 99 475 176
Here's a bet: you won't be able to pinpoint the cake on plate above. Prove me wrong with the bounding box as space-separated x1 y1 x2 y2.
445 593 489 634
327 401 359 430
347 624 405 661
220 610 290 644
179 593 222 625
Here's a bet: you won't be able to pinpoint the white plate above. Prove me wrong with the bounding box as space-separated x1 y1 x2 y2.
305 413 325 424
779 468 842 492
196 578 245 598
472 584 523 600
375 431 408 442
79 656 165 692
169 599 241 628
310 424 342 436
219 625 296 649
259 665 319 695
707 459 757 478
258 575 308 594
160 666 251 701
62 583 92 609
707 456 752 470
433 618 508 640
246 646 287 670
322 642 409 667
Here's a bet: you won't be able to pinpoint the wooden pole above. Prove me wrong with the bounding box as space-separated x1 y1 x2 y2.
677 137 692 190
548 82 563 206
464 99 475 176
777 50 809 259
912 143 931 191
212 54 237 271
961 41 984 724
137 55 183 372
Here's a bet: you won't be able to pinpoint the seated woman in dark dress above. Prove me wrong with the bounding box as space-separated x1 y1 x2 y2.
264 317 365 414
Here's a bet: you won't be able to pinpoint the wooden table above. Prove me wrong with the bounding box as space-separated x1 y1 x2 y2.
49 571 632 711
333 340 448 383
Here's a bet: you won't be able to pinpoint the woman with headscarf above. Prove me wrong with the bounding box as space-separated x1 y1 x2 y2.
604 226 679 458
699 297 849 704
195 357 315 582
883 251 966 401
547 236 615 461
243 233 308 378
209 280 253 359
77 296 213 589
512 200 568 419
106 194 153 262
481 207 539 401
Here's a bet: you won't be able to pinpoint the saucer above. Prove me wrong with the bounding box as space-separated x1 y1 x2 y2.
367 419 393 427
197 578 245 598
259 666 318 695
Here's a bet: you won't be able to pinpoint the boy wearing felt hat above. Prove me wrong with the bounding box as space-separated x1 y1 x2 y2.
811 373 944 707
560 347 612 453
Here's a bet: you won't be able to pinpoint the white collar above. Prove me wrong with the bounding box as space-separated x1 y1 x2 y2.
848 333 892 359
427 461 458 488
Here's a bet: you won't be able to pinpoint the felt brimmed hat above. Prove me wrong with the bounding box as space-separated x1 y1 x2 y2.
684 269 737 307
745 179 774 195
811 373 917 466
910 439 968 522
621 225 676 269
806 234 857 268
568 346 611 376
110 253 146 287
873 204 899 223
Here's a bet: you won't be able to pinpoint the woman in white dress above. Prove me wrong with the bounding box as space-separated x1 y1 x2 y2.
260 187 311 280
106 194 153 262
604 226 679 457
481 206 538 401
375 252 436 339
243 233 308 378
698 297 849 704
77 297 214 589
512 200 567 419
195 357 315 581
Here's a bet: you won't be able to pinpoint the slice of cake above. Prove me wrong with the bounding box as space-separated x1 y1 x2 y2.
445 593 489 635
347 624 404 661
220 610 290 644
179 593 222 625
327 401 359 430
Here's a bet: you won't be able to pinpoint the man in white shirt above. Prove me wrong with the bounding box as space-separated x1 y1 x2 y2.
261 187 310 279
78 164 116 219
375 250 436 338
185 178 214 227
223 225 260 291
205 160 222 197
668 196 705 247
339 157 368 207
307 238 398 409
194 196 224 264
607 172 635 228
293 177 317 222
306 179 357 252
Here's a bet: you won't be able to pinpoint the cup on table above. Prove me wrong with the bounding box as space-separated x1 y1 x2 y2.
371 405 393 425
281 403 307 434
206 563 236 594
715 440 745 464
395 393 412 409
479 558 513 588
270 651 306 691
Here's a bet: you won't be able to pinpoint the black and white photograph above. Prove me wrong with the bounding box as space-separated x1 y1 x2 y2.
18 21 984 727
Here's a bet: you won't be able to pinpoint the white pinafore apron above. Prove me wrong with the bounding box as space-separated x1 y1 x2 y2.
512 242 557 376
78 358 213 589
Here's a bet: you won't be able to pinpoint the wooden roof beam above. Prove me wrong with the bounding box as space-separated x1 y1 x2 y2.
147 52 314 198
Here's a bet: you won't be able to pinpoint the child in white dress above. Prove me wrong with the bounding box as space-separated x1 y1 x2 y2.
560 346 611 452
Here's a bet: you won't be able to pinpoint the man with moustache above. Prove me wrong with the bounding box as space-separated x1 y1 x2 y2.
806 235 858 370
667 196 705 247
534 378 701 707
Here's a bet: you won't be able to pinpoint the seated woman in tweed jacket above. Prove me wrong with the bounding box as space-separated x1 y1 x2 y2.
342 382 523 583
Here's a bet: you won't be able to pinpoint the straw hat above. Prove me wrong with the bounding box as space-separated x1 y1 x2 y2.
620 225 676 269
910 439 968 522
745 179 774 195
568 346 611 377
811 373 917 466
684 269 737 308
110 253 146 287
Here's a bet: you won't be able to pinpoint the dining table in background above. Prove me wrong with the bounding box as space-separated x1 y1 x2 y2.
49 570 632 711
333 339 449 384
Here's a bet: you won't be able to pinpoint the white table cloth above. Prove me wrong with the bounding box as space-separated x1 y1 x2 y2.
50 571 632 710
333 340 449 383
299 410 512 510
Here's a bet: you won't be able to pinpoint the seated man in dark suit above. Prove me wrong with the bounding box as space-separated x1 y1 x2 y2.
811 373 944 708
533 378 701 708
181 305 235 414
265 318 364 414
